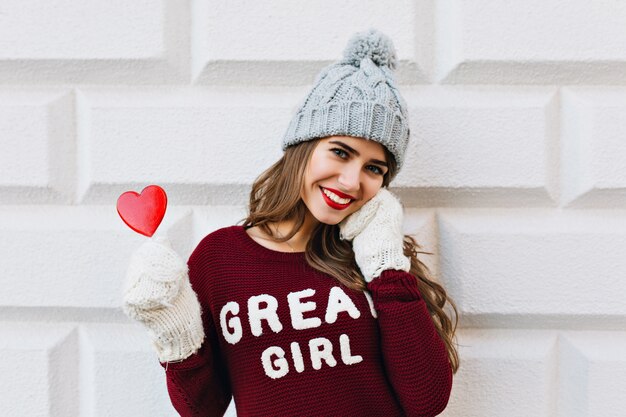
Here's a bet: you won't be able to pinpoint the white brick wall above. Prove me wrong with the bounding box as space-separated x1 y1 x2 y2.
1 0 625 416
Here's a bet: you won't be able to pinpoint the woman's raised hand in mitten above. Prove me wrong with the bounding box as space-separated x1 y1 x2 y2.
339 188 411 283
123 236 205 363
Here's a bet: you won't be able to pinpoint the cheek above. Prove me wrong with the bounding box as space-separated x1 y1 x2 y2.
308 162 331 181
349 198 368 214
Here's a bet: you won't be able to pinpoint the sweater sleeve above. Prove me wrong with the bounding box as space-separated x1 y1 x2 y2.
366 269 453 417
157 246 232 417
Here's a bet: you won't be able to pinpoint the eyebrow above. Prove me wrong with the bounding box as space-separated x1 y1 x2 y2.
328 140 389 168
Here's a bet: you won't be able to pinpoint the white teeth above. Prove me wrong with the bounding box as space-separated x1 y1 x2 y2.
322 188 352 204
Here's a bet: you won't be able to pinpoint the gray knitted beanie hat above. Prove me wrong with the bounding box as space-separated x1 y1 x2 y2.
281 28 410 175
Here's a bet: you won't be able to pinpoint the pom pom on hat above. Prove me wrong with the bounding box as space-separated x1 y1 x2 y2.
342 28 398 70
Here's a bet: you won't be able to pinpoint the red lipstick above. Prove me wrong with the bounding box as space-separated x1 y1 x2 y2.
320 186 353 210
321 187 355 200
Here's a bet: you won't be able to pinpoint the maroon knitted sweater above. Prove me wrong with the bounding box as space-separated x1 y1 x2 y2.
158 225 452 416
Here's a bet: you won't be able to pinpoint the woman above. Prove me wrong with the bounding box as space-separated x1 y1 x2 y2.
123 28 459 417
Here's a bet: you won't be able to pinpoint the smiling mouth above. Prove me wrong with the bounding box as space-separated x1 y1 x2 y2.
320 186 353 209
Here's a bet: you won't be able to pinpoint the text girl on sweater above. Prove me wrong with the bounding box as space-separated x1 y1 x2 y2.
122 28 460 417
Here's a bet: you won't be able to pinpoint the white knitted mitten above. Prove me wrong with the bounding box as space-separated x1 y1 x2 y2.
339 188 411 283
123 236 205 363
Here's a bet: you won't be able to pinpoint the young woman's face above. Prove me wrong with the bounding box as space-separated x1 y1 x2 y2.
300 135 389 225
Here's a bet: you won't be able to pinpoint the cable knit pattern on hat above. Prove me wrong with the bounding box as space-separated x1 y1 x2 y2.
282 28 411 176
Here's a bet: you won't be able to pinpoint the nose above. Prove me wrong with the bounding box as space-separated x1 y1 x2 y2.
337 165 361 195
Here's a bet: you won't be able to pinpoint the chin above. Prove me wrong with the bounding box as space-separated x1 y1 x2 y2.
312 216 342 226
311 210 352 226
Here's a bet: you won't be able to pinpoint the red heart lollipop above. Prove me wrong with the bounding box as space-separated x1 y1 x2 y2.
116 185 167 237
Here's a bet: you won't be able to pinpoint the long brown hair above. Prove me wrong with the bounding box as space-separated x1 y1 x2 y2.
239 138 460 374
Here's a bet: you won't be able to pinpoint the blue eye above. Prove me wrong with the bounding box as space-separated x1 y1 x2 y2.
367 165 383 175
331 148 348 158
330 148 385 176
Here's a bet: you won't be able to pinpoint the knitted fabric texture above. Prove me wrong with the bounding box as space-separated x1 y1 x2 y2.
123 237 206 363
281 28 411 177
339 188 411 282
158 225 452 417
